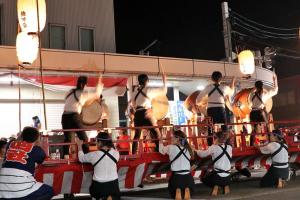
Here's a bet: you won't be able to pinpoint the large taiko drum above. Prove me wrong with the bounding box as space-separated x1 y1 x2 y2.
151 95 169 120
81 101 103 125
232 88 273 119
184 91 207 115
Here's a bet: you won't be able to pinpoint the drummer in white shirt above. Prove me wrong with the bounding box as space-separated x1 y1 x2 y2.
130 73 167 154
62 76 103 155
159 130 195 200
196 131 232 196
249 74 278 145
196 71 235 145
76 132 120 200
256 129 289 188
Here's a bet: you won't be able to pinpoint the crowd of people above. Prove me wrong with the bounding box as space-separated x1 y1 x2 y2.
0 71 289 200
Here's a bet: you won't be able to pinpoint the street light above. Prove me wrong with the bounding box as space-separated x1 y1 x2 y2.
16 32 39 66
238 50 255 75
17 0 46 33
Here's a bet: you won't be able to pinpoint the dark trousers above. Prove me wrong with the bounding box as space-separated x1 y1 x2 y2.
250 110 267 145
132 109 159 154
61 113 89 155
207 107 227 146
168 173 195 198
90 179 120 200
201 171 231 188
260 166 289 188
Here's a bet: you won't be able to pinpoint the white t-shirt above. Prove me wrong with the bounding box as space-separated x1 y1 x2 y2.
132 86 167 109
64 87 102 114
249 86 278 110
196 84 234 108
197 144 232 177
159 144 191 175
259 142 288 168
78 149 119 182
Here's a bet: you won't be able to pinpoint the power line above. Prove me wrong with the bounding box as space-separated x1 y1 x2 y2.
230 9 299 31
233 17 298 36
233 23 298 39
276 53 300 60
232 31 300 57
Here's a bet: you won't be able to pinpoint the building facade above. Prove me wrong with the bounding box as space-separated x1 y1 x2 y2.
272 75 300 121
0 0 116 52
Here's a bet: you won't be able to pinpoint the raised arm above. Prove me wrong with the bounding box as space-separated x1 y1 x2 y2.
76 139 93 163
231 77 236 91
257 143 273 155
268 74 278 97
84 76 104 105
147 73 168 98
159 142 170 155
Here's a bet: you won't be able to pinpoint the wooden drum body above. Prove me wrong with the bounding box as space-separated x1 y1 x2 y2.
232 88 273 119
184 91 207 115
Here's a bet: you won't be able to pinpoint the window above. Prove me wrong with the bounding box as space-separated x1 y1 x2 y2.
49 24 65 49
79 27 94 51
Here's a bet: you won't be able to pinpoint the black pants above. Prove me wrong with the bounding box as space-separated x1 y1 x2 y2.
61 113 89 155
90 179 120 200
250 110 267 145
207 107 227 146
168 173 195 198
132 109 159 154
201 170 231 188
260 166 289 188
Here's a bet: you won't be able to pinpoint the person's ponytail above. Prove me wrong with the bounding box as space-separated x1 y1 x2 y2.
174 130 194 157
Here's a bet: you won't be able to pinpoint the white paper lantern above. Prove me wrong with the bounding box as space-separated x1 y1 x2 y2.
17 0 46 33
238 50 255 75
16 32 39 65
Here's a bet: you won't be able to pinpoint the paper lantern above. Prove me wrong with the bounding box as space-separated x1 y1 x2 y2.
238 50 255 75
16 32 39 65
17 0 46 33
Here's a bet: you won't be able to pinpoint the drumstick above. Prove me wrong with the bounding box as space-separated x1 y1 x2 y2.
159 63 167 85
159 63 165 75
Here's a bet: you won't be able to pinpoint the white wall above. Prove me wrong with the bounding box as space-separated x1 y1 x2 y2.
0 84 120 138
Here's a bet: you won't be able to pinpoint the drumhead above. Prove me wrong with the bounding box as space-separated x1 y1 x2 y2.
81 101 103 125
151 95 169 120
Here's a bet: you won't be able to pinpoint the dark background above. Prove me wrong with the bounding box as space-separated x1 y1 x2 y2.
114 0 300 78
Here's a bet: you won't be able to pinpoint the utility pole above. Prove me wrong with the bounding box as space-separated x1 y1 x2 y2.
255 50 263 68
221 2 233 62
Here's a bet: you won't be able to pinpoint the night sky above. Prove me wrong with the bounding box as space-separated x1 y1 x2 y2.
114 0 300 78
